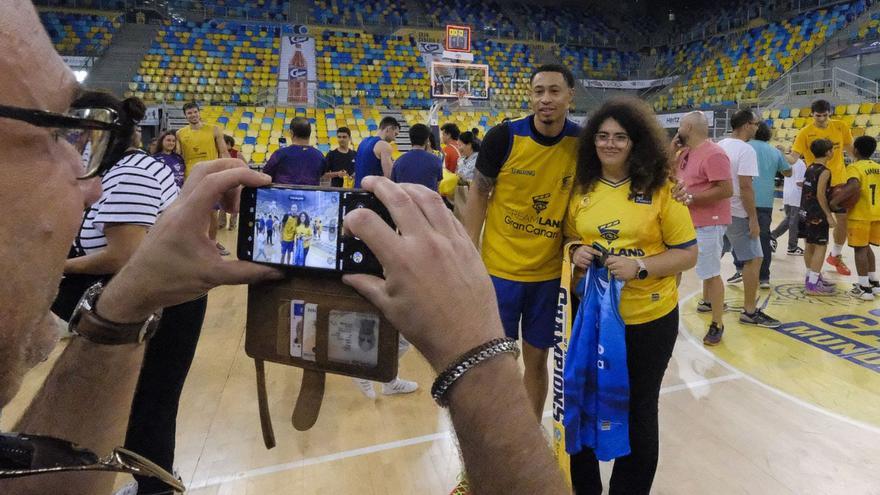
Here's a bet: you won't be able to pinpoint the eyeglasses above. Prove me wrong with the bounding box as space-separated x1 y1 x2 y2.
0 104 122 179
0 432 184 494
595 132 630 146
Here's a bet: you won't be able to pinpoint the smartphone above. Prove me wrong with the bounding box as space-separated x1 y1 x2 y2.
238 185 393 275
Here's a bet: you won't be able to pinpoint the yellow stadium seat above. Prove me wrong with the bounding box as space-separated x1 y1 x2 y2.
847 104 861 115
860 103 874 115
855 115 870 127
835 105 847 116
790 108 800 118
853 127 866 137
841 115 857 127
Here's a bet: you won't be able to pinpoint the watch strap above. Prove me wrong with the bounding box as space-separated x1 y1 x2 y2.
636 258 648 279
75 307 160 345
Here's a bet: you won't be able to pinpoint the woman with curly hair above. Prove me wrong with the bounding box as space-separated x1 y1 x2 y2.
564 97 697 494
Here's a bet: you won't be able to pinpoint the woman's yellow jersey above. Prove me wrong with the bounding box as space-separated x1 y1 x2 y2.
177 124 219 177
565 179 696 324
295 223 312 248
477 116 581 282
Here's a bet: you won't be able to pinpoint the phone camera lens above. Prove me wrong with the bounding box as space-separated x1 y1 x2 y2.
352 251 364 264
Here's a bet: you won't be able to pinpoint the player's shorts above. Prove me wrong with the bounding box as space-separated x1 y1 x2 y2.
847 219 880 247
695 225 726 280
281 240 295 255
490 276 559 349
725 216 762 262
804 216 830 245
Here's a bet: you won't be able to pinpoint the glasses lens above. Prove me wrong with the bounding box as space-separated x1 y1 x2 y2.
66 108 114 178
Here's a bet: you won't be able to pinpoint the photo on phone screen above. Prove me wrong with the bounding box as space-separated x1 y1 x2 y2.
239 185 391 275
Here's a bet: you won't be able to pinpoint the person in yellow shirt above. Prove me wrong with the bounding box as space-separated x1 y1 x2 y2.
294 212 313 266
831 136 880 300
280 213 299 265
564 98 697 494
176 101 230 255
788 99 855 275
462 64 579 420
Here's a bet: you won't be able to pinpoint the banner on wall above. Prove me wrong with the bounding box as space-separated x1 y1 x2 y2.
656 110 715 128
278 34 317 105
580 76 679 90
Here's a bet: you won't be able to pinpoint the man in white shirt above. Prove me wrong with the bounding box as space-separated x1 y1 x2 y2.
771 151 806 256
717 110 781 328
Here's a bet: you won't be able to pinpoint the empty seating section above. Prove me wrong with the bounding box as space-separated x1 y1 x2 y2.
316 31 429 108
855 10 880 40
655 2 860 111
39 10 122 56
472 40 535 110
164 0 288 20
767 102 880 151
130 20 279 105
402 108 527 139
514 5 619 46
201 106 388 162
311 0 408 27
424 0 517 38
560 46 640 79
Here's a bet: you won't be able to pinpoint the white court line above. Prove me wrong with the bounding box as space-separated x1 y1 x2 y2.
189 372 741 490
677 288 880 436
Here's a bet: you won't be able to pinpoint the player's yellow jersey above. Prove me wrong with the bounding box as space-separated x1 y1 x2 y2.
295 223 312 248
282 217 297 242
846 159 880 221
479 116 580 282
564 179 696 324
792 120 854 186
177 124 219 177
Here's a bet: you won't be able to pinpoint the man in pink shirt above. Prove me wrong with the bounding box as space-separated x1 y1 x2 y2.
674 112 734 345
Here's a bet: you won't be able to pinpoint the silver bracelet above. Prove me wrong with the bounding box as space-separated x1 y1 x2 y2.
431 337 520 407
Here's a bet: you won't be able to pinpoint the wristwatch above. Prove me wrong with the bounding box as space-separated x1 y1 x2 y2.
636 259 649 280
68 282 162 345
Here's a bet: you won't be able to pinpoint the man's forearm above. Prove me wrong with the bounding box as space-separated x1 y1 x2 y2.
64 249 123 275
690 181 732 205
463 186 489 246
6 338 145 494
740 181 758 219
448 355 568 494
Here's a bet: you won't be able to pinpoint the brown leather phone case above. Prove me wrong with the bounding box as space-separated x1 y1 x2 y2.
246 273 399 446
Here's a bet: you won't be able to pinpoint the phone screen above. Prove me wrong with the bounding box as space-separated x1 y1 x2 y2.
240 185 389 274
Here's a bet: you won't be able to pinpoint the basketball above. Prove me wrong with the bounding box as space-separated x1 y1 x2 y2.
831 184 859 210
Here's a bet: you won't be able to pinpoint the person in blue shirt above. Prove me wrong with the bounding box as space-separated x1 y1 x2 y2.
735 122 792 287
354 116 399 187
390 124 443 192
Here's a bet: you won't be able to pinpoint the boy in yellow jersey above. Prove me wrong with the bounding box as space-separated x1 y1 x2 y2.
788 99 855 275
463 64 579 419
176 101 230 255
832 136 880 300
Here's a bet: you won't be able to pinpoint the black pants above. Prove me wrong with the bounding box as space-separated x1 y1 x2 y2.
124 295 208 495
570 307 679 495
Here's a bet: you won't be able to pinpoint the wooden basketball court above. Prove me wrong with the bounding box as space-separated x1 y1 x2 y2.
4 205 880 494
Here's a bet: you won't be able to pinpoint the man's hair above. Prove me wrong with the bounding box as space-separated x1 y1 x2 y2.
290 117 311 139
460 131 480 152
530 64 575 88
854 135 877 159
441 123 460 140
754 122 772 142
182 101 199 112
729 109 755 130
337 126 351 137
409 123 430 146
379 116 400 130
811 99 832 114
810 138 834 158
223 134 235 148
471 127 480 137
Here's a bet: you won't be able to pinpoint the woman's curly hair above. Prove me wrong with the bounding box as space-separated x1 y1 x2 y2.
576 97 672 199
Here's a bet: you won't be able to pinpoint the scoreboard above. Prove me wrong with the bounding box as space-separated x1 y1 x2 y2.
445 25 471 53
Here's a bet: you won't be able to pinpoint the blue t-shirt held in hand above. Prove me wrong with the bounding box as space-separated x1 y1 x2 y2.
263 145 327 186
390 149 443 192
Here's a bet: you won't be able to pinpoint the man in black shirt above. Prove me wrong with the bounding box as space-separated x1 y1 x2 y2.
323 126 357 187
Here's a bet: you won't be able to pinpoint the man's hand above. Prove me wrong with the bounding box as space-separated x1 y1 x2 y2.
671 180 693 206
749 217 760 238
671 132 684 152
98 159 283 323
342 177 503 371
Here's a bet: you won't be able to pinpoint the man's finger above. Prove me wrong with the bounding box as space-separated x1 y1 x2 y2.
399 183 458 237
210 260 285 286
342 274 390 310
179 159 247 198
342 208 400 267
189 168 272 214
361 176 428 235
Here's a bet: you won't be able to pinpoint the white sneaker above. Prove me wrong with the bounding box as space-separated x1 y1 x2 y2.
353 378 376 399
382 378 418 395
113 481 138 495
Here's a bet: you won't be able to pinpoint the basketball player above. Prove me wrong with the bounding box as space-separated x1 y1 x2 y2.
353 117 399 187
787 99 855 275
176 101 230 255
832 136 880 299
463 63 579 420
